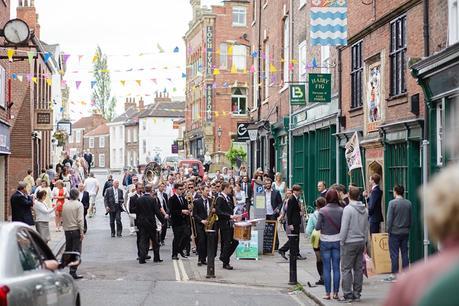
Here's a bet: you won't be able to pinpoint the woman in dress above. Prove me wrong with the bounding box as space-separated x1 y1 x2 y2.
273 172 287 201
34 180 52 208
34 190 56 243
69 168 81 189
61 166 72 192
52 180 68 232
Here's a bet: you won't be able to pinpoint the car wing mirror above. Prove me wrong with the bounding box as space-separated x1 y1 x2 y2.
59 251 81 269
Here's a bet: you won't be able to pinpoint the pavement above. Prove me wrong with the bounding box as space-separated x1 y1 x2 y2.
46 170 390 306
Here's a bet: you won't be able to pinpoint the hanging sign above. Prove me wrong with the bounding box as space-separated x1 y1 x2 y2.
308 73 331 103
236 123 250 141
289 84 306 105
206 84 213 122
206 26 214 76
248 129 258 141
35 110 53 130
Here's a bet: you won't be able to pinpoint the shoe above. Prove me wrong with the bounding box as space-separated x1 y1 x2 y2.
139 260 146 264
70 273 83 280
339 295 354 303
200 261 207 265
172 256 179 260
111 233 115 237
197 262 202 266
333 293 339 300
179 252 188 258
117 234 122 237
297 254 306 260
186 252 190 257
278 250 288 260
383 275 397 283
315 279 324 286
146 255 152 260
153 259 163 263
353 295 361 302
223 264 233 270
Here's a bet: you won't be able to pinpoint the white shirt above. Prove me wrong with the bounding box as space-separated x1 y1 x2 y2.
166 183 174 198
84 177 99 196
157 191 166 209
113 188 119 204
78 191 83 202
203 197 210 215
265 189 273 215
33 200 55 222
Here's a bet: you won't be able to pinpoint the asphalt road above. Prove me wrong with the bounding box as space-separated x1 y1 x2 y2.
74 172 315 306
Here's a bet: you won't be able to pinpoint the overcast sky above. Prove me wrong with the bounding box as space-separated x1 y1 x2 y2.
10 0 223 119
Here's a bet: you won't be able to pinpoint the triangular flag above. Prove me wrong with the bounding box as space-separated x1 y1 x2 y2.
251 51 258 58
46 78 52 86
92 54 99 63
228 45 233 56
7 49 15 62
151 79 157 84
32 77 38 84
44 52 52 63
157 43 164 53
61 80 67 87
173 47 179 53
120 80 126 86
215 111 219 118
11 73 17 80
78 55 84 63
312 57 318 69
136 80 142 86
223 82 229 88
167 78 172 83
213 68 220 75
173 87 177 92
91 81 97 89
249 65 256 73
212 82 217 89
231 65 237 74
289 63 294 71
232 81 238 88
270 63 278 73
181 72 186 78
18 75 24 82
75 81 82 89
63 54 70 65
27 51 35 64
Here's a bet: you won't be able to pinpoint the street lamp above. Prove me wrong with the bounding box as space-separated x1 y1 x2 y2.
217 126 222 152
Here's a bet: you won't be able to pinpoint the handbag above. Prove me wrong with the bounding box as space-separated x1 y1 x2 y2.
310 229 321 249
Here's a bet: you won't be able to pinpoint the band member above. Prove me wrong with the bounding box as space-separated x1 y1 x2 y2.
216 182 241 270
128 182 144 260
157 182 169 246
136 184 165 263
193 185 211 266
286 185 302 259
104 180 124 237
185 180 198 256
169 183 190 260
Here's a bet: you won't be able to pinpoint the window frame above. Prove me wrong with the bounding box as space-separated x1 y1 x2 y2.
232 6 247 27
99 153 105 168
350 41 363 109
89 137 95 149
389 15 407 97
298 40 307 82
321 46 330 74
283 16 290 82
220 43 228 69
232 45 247 71
99 136 105 148
231 87 248 115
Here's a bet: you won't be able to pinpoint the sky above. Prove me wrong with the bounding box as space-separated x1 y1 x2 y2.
10 0 223 119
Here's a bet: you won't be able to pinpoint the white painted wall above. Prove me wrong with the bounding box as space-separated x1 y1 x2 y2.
109 123 125 170
138 117 179 164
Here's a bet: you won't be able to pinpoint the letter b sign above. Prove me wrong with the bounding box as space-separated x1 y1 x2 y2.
290 84 306 105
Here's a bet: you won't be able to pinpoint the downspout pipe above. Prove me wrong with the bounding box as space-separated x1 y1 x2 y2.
257 0 262 122
337 48 343 183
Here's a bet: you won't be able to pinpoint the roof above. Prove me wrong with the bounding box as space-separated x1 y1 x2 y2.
73 115 99 129
138 100 185 118
84 124 109 136
111 107 139 123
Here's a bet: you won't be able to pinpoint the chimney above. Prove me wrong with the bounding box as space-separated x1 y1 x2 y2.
139 98 145 110
17 0 40 38
125 97 136 111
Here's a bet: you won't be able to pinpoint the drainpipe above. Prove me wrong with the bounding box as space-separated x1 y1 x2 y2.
336 48 343 183
256 0 262 122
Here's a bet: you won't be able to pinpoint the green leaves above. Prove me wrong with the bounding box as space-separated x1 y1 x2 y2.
225 146 247 167
91 46 116 121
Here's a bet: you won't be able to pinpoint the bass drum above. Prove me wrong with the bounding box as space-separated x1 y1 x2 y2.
143 161 162 189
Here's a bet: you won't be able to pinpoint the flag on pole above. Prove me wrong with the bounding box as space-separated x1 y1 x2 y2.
310 0 348 46
345 132 363 172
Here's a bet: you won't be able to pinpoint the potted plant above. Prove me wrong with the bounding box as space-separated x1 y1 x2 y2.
225 146 247 168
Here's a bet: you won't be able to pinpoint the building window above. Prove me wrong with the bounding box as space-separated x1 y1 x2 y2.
99 136 105 148
127 129 132 143
231 88 247 115
252 0 257 23
68 133 73 144
299 40 307 82
99 154 105 168
283 16 290 82
143 140 147 154
112 149 116 164
233 45 247 71
447 96 459 162
133 128 138 142
142 121 146 130
75 130 81 143
390 15 407 97
450 0 459 45
220 43 228 69
436 102 444 166
321 46 330 73
233 7 247 26
127 150 131 166
351 41 363 108
89 137 94 148
118 148 123 163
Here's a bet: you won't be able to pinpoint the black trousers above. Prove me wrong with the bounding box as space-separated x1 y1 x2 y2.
220 227 239 265
278 225 300 253
160 223 167 242
138 225 160 261
83 208 88 234
266 214 279 250
109 210 123 235
196 225 207 262
64 230 82 274
172 224 188 256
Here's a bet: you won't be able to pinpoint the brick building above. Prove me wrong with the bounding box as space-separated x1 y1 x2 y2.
184 0 251 163
83 124 110 169
67 114 107 158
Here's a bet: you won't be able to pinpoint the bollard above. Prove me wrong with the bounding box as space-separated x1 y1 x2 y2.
206 230 216 279
288 234 299 285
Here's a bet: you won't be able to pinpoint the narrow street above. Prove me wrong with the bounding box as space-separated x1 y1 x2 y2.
74 173 314 306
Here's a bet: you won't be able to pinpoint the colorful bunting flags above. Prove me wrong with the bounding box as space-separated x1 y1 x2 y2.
32 77 38 84
46 78 52 86
120 80 126 86
136 80 142 86
173 47 179 53
213 68 220 75
270 63 278 73
7 49 15 62
63 54 70 65
44 52 52 63
75 81 82 89
230 65 237 74
90 81 97 89
157 43 165 53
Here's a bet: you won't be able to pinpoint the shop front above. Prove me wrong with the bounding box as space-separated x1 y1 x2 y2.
0 121 10 221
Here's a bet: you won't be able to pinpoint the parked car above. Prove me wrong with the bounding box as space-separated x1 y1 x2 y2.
178 159 205 178
0 222 81 306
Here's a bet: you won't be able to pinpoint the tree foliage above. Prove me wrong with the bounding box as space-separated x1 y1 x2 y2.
91 46 116 121
225 146 247 167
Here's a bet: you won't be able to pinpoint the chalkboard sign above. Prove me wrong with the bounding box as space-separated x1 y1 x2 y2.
263 220 278 254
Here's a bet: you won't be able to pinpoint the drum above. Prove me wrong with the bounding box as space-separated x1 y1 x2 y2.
233 222 252 241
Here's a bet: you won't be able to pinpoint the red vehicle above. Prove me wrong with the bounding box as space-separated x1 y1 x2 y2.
178 159 205 178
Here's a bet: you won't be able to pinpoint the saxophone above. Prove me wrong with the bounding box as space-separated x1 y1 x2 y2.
206 195 218 231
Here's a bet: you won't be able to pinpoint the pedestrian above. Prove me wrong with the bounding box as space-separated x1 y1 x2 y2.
102 174 113 197
38 168 50 186
278 189 293 260
233 183 246 217
46 164 56 187
136 184 165 263
169 183 189 260
263 177 282 249
165 174 175 198
339 185 369 302
61 166 72 191
34 179 52 208
69 168 81 189
317 181 328 198
331 184 349 207
383 163 459 306
122 167 132 188
315 189 343 300
273 172 287 201
384 184 412 282
84 172 100 217
32 178 42 195
127 182 143 260
284 185 302 263
62 153 73 167
363 173 383 234
104 179 124 237
23 169 35 195
61 188 84 279
33 190 56 243
305 196 326 285
83 150 93 173
11 181 34 226
124 175 139 234
77 183 90 234
52 180 68 232
193 185 211 266
156 182 169 245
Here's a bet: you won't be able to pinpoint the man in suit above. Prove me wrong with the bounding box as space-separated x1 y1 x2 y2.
136 184 165 263
127 182 144 260
11 182 34 226
169 182 190 260
124 175 139 234
364 174 384 234
286 185 302 259
78 183 90 234
104 179 124 237
193 185 212 266
264 177 282 249
157 182 169 245
241 176 252 216
317 181 328 198
83 150 93 173
216 182 241 270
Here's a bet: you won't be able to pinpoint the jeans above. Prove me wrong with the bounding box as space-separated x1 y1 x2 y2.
389 233 409 274
320 240 341 294
341 242 365 299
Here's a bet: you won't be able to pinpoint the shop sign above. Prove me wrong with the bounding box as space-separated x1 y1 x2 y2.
289 84 306 105
35 109 53 130
366 64 382 132
0 122 10 154
236 122 250 141
308 73 331 103
206 26 213 76
248 129 258 141
206 84 213 122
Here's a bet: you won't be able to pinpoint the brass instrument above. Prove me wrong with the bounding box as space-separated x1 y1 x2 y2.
143 162 161 189
206 195 218 231
186 192 197 249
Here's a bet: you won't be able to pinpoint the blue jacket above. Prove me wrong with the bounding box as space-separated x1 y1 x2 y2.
368 185 384 224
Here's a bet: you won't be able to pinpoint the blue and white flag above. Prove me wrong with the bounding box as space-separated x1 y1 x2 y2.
310 0 348 46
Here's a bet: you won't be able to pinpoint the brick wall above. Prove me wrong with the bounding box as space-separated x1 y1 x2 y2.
84 135 110 168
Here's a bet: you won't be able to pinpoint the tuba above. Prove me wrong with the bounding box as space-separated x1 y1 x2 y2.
143 162 161 189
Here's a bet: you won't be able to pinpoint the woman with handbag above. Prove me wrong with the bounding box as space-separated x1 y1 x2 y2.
306 197 327 286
